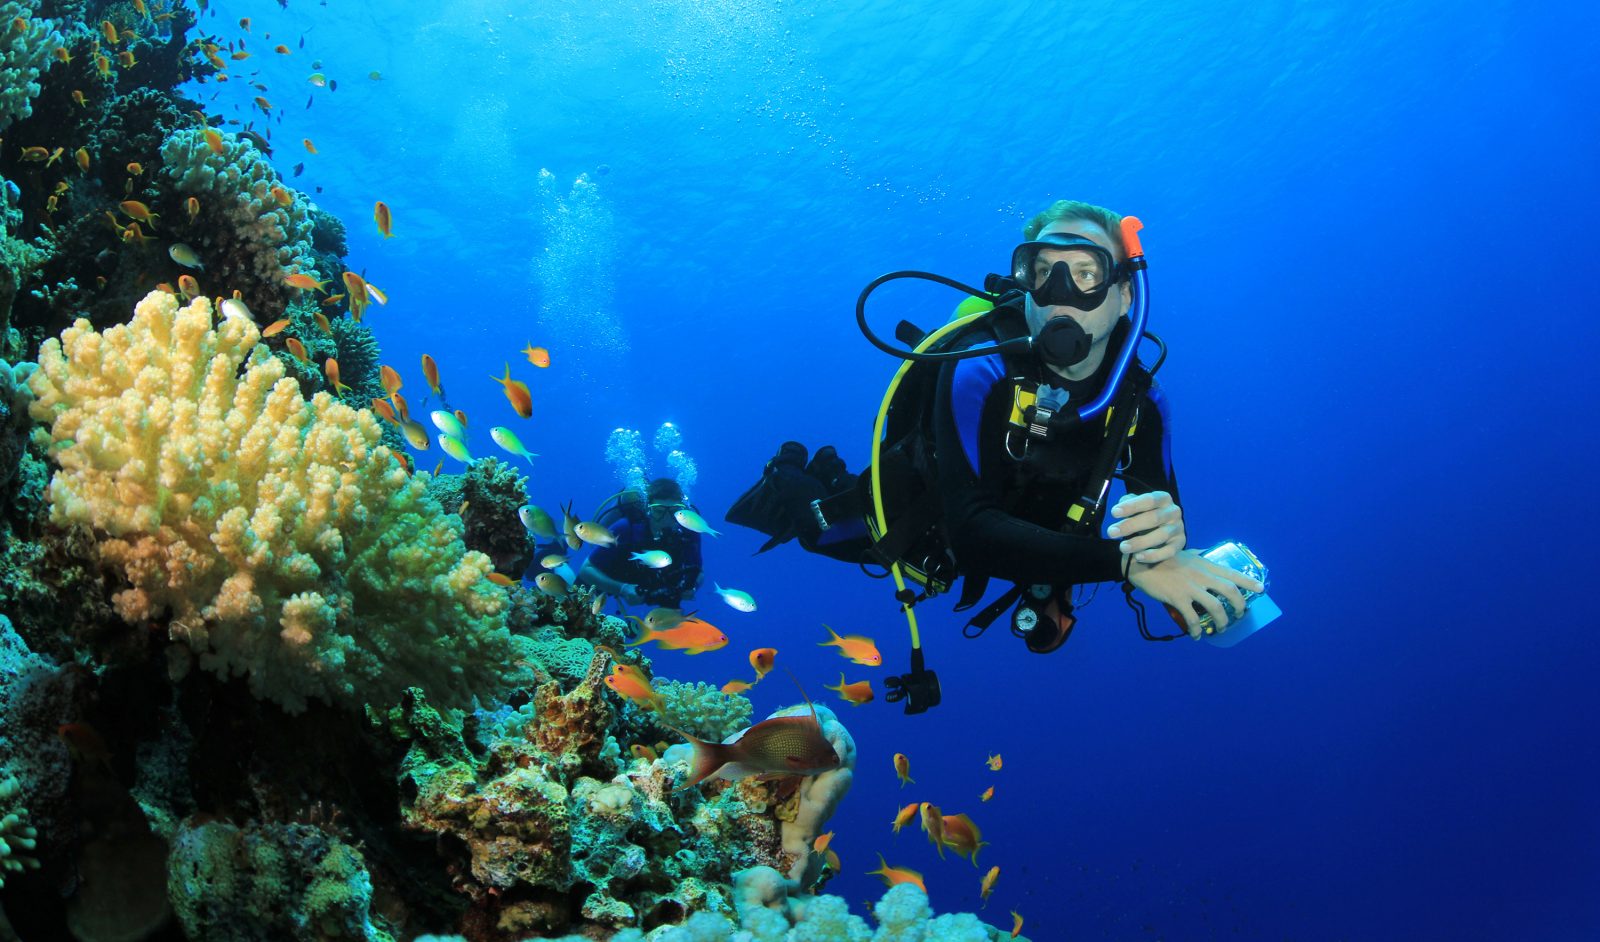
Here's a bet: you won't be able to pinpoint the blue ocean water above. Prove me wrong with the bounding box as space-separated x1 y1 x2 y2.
190 0 1598 937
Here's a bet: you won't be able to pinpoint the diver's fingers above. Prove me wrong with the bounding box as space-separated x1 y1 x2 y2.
1202 558 1266 595
1111 491 1172 519
1117 522 1179 557
1191 584 1231 634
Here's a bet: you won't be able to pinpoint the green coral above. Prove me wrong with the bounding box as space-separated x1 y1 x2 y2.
656 679 753 743
168 819 395 942
0 775 39 888
0 0 61 133
425 456 536 576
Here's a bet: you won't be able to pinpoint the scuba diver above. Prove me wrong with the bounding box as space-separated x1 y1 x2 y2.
728 199 1264 696
575 477 705 608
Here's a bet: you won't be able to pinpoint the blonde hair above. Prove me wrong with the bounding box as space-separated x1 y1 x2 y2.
1022 200 1124 259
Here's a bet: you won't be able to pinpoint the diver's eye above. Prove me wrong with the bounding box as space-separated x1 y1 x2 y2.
1075 269 1100 288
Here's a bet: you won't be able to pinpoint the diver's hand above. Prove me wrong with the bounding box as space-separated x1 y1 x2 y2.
1107 491 1185 565
1125 549 1263 640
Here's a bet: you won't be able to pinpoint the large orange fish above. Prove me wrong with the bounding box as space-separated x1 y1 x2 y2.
818 625 881 666
939 812 989 866
379 365 402 397
866 854 925 893
671 692 840 789
624 617 727 655
748 647 777 680
491 363 533 419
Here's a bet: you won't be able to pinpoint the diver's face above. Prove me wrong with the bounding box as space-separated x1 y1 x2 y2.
1022 220 1129 345
648 503 681 531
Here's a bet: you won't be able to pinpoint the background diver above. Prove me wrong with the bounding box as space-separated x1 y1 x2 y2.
574 477 705 609
728 199 1263 656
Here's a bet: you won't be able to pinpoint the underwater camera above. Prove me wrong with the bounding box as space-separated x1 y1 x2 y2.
1165 540 1282 646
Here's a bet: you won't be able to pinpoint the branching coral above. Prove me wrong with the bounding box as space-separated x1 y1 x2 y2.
0 775 39 888
159 125 318 317
0 0 62 133
26 291 515 713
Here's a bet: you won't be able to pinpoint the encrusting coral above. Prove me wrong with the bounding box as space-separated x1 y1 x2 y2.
26 290 515 713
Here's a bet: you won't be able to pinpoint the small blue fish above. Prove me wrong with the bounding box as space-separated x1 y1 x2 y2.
430 409 466 439
437 433 472 464
674 508 721 537
714 583 757 613
631 550 672 569
491 426 538 467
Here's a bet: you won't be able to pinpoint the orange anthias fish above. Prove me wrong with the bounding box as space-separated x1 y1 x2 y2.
986 753 1003 771
720 679 754 695
919 802 946 859
324 358 352 395
261 318 290 338
748 647 777 680
604 663 665 712
631 744 659 762
119 199 159 229
940 812 989 866
370 398 397 424
379 364 402 397
186 196 201 219
204 127 225 155
374 200 392 237
342 271 370 319
866 854 925 893
980 866 1000 907
486 572 515 587
825 673 873 706
812 831 833 853
176 273 200 297
1010 911 1023 938
981 785 994 802
671 690 840 790
270 186 292 207
284 338 310 364
284 271 327 291
894 752 913 787
454 409 468 429
522 342 550 368
421 354 442 396
891 801 919 833
391 392 411 421
492 363 533 419
625 617 727 655
818 625 881 666
303 138 318 154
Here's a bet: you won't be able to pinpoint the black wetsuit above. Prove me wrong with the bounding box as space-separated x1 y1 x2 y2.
586 504 704 608
932 321 1180 587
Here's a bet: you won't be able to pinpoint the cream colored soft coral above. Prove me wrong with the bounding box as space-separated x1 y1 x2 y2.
28 291 513 713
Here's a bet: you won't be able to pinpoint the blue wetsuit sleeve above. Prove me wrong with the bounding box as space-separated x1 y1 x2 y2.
934 360 1126 586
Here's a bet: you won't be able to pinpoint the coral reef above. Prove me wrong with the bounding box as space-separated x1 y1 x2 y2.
27 291 515 713
0 775 39 889
168 819 394 942
0 1 62 133
425 457 536 577
159 125 319 320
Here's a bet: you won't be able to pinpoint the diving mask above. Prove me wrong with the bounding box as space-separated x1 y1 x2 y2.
1011 234 1125 311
